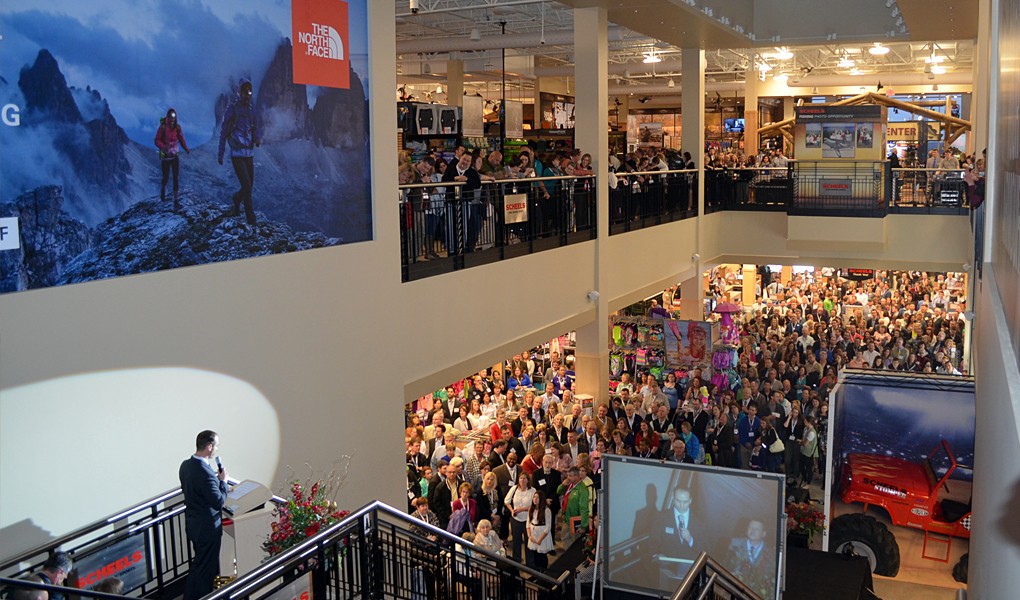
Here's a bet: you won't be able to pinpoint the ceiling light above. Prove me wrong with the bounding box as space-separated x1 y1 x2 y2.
931 65 947 75
643 52 662 64
869 43 890 55
436 84 443 94
849 68 863 76
838 56 856 68
932 84 939 91
469 28 481 42
667 78 675 88
775 47 793 60
758 61 773 72
422 62 431 74
925 54 946 63
774 73 789 83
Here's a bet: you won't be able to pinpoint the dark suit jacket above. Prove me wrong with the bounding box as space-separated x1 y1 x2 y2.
655 506 701 561
428 476 459 528
506 437 527 460
179 456 228 540
492 464 522 500
550 425 570 445
487 450 508 471
533 468 563 516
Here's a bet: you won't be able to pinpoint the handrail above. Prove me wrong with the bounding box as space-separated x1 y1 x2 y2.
206 499 564 600
1 478 283 570
398 173 595 190
616 168 697 176
0 487 183 569
670 552 764 600
0 576 130 600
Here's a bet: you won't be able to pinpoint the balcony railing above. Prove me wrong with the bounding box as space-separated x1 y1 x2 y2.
790 160 887 217
703 167 793 213
609 169 698 234
399 175 596 282
889 168 971 215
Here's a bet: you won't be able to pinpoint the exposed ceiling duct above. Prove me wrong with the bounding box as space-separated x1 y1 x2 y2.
608 81 745 96
396 26 626 54
792 70 972 87
535 59 687 78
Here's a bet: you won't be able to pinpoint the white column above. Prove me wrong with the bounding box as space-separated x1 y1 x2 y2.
571 5 610 405
682 48 706 291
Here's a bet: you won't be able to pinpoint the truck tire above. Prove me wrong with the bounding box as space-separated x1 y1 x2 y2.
829 513 900 576
952 553 968 583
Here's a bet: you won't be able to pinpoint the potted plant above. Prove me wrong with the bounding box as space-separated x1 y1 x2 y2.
264 459 352 558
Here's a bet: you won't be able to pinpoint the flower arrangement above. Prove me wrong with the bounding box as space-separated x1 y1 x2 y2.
583 524 599 559
786 502 825 544
263 459 352 558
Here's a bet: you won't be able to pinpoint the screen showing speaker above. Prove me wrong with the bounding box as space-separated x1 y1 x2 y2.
602 456 785 599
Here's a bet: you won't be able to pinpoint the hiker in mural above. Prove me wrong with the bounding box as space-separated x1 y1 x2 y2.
154 107 191 212
217 78 261 226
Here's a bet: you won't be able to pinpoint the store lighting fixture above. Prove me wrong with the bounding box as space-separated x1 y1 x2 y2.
469 28 481 42
774 73 789 83
643 52 662 64
931 65 947 75
667 77 676 88
849 67 863 76
924 53 946 63
436 84 443 94
775 47 793 60
837 56 856 68
869 43 890 56
932 83 939 91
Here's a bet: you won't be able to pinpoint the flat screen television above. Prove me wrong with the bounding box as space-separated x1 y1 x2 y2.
602 456 785 599
724 118 746 133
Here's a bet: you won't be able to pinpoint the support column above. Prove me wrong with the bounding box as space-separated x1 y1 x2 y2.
742 264 758 307
678 276 703 321
744 73 759 154
682 48 706 304
783 97 795 154
447 59 464 106
572 6 610 406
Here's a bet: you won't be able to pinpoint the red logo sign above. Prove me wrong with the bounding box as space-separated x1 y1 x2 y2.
292 0 350 89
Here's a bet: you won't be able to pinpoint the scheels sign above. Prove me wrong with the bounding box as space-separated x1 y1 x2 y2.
292 0 350 89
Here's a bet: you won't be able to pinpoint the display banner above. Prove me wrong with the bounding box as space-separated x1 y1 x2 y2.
74 534 147 592
887 121 939 140
504 193 528 224
505 101 524 138
820 178 853 197
461 95 484 137
796 105 882 122
842 268 875 281
0 0 373 294
664 320 712 368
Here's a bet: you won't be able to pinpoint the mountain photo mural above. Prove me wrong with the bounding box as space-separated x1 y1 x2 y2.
0 0 372 293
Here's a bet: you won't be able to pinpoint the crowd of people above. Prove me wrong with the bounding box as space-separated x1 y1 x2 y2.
402 267 969 576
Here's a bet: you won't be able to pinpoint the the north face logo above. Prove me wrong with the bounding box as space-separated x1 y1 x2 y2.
292 0 350 89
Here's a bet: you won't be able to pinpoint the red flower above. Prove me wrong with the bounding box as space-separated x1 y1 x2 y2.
305 523 320 537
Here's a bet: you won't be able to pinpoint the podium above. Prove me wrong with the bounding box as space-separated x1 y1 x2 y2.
219 480 274 577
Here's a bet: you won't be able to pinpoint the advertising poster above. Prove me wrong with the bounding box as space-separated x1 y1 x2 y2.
856 123 874 148
821 124 856 158
638 123 664 148
461 95 484 138
0 0 372 294
504 100 524 138
664 320 712 368
73 535 147 592
503 193 528 224
804 124 822 148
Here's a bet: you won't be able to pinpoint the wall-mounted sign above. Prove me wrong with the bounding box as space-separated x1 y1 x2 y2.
843 268 875 281
820 178 853 197
796 105 882 122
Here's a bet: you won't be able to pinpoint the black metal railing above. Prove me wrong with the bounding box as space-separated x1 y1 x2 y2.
790 160 886 217
889 168 971 215
703 167 794 213
671 552 764 600
207 500 572 600
608 169 698 234
0 576 136 600
0 479 278 599
399 175 597 282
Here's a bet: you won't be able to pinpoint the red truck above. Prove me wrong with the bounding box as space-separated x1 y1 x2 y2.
830 439 971 576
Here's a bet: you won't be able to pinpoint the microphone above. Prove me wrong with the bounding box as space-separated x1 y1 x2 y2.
216 456 224 473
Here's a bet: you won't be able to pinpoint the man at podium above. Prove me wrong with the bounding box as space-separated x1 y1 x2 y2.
179 430 228 600
653 486 700 588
